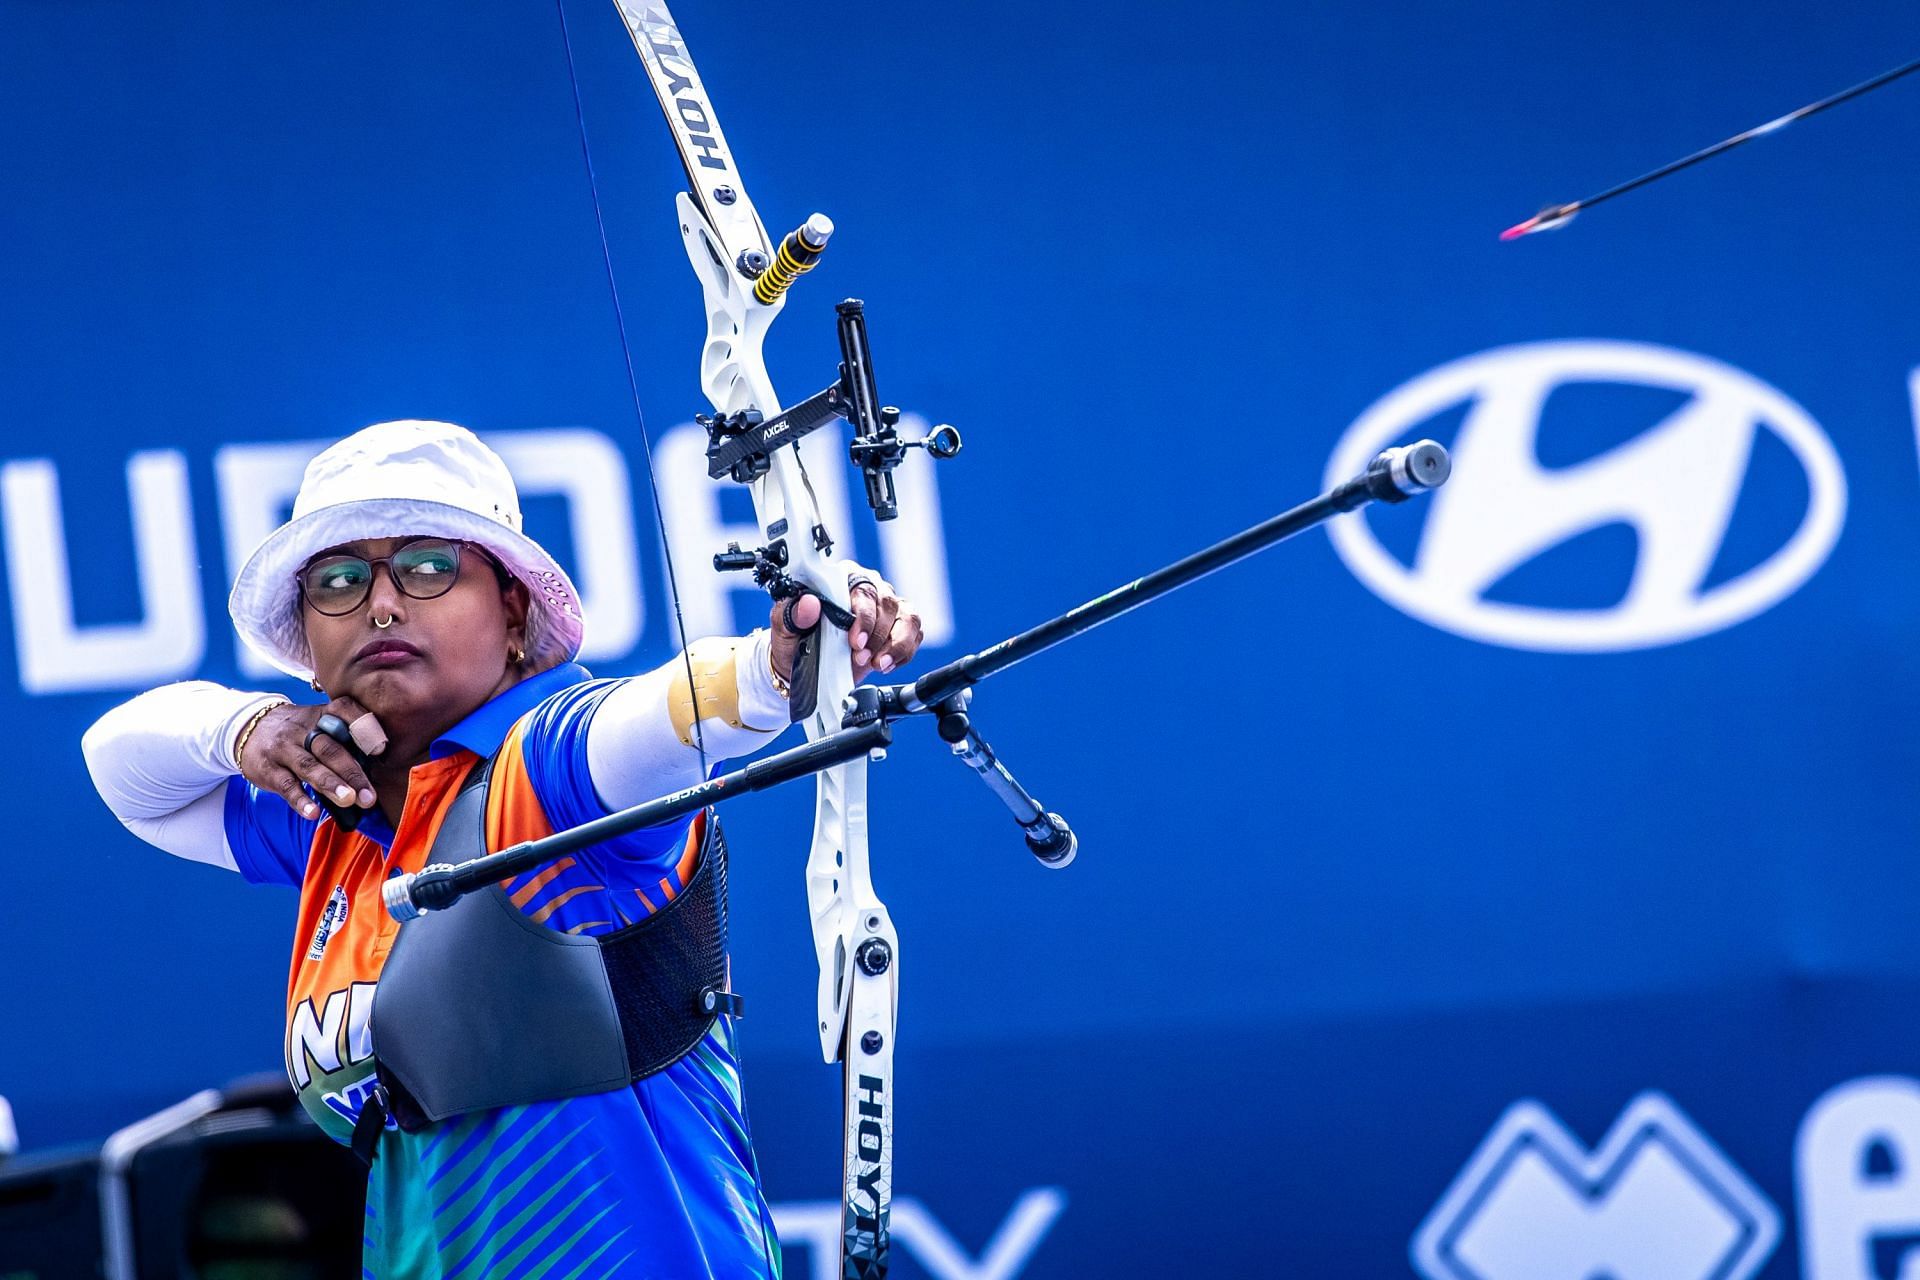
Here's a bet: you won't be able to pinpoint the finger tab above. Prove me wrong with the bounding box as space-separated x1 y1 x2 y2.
348 713 388 756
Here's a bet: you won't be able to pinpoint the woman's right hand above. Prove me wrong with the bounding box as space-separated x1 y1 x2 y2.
238 697 386 819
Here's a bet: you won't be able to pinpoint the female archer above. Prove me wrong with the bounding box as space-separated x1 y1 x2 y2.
82 418 924 1277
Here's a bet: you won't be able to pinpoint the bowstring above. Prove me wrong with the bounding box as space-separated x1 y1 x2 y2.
554 0 708 777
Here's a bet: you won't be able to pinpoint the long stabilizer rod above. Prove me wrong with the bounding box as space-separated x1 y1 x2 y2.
896 441 1450 712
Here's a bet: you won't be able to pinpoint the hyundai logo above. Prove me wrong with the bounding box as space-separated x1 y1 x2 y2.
1326 341 1847 652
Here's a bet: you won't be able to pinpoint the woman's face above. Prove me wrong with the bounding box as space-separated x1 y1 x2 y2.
301 536 529 729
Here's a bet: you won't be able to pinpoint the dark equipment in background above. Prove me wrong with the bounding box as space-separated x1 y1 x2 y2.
0 1076 362 1279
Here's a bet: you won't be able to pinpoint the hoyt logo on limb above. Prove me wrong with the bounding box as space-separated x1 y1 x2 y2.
628 4 726 171
847 1073 889 1272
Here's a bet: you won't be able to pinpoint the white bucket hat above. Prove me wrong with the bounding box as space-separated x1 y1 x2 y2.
229 420 586 680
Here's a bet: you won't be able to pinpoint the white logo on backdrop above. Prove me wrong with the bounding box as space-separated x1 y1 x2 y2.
1798 1076 1920 1280
1909 364 1920 483
773 1187 1064 1280
2 425 954 693
1326 341 1846 652
1412 1092 1779 1280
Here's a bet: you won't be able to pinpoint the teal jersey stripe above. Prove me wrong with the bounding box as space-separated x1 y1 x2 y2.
365 1028 778 1279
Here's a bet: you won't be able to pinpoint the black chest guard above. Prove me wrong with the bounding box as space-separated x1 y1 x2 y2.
357 758 741 1154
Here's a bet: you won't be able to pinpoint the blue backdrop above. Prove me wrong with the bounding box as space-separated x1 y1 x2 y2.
4 2 1920 1277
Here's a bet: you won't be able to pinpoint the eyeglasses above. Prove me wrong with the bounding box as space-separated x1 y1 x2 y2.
297 538 505 617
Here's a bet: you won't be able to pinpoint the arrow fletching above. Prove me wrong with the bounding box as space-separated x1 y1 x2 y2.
1499 203 1579 241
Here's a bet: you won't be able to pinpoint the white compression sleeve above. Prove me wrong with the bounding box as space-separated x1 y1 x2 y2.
585 629 793 811
80 681 285 871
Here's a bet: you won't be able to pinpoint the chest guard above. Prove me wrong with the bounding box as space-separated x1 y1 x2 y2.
366 758 740 1138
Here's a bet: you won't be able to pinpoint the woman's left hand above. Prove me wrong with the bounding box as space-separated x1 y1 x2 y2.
769 572 924 685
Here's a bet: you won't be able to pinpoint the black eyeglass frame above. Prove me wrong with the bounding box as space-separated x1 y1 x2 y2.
295 537 515 617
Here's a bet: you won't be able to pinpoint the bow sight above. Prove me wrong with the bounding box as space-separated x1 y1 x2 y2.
701 296 961 521
703 293 961 688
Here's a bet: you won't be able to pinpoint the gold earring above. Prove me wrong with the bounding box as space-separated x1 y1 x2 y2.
310 677 324 693
510 645 526 664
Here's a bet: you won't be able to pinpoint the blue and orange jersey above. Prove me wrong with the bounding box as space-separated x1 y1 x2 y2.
224 663 781 1279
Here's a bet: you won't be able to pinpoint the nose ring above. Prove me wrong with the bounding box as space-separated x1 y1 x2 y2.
373 615 395 630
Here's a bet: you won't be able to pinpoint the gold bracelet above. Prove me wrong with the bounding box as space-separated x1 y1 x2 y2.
233 699 287 773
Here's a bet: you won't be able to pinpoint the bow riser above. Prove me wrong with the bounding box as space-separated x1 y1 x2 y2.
613 4 898 1271
674 169 900 1280
673 194 886 1064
